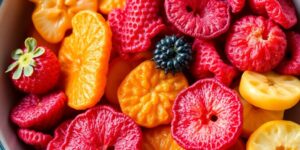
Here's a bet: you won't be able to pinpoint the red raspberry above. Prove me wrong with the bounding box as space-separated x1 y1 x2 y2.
191 39 239 86
5 37 60 94
18 128 53 149
276 32 300 76
108 0 165 59
225 16 286 72
11 91 67 130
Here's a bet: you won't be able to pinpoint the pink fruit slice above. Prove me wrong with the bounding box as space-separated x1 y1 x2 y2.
227 0 245 13
11 91 67 130
249 0 267 15
171 79 242 150
61 106 142 149
165 0 230 39
47 120 72 150
18 128 53 149
265 0 297 29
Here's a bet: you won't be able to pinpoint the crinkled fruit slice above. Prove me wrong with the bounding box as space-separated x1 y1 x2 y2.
226 15 286 72
249 0 267 15
172 79 242 150
165 0 230 39
239 71 300 111
265 0 297 29
227 0 245 13
47 120 72 150
59 11 111 110
191 39 238 86
11 91 67 130
276 32 300 76
118 60 188 128
18 128 53 149
61 106 142 150
247 120 300 150
108 0 165 58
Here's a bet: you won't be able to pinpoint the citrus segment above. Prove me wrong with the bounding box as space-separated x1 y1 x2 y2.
239 71 300 110
99 0 126 14
118 60 188 128
143 126 183 150
59 10 111 110
247 120 300 150
31 0 97 43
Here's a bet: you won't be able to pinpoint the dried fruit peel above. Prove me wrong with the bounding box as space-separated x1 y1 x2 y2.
59 10 112 110
118 60 188 128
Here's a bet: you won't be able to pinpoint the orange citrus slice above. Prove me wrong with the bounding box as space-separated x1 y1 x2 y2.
59 10 111 110
99 0 126 14
118 60 188 128
31 0 97 43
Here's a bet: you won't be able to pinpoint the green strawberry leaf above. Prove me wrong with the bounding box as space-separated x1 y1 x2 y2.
25 37 37 53
12 66 23 80
33 47 45 58
12 49 23 60
24 65 34 77
5 61 18 73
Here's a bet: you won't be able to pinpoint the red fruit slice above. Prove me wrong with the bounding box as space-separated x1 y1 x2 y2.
11 91 67 130
171 79 242 150
276 32 300 76
18 128 53 149
61 106 142 149
249 0 267 15
47 120 72 150
165 0 230 39
191 39 238 86
227 0 245 13
265 0 297 29
225 15 286 72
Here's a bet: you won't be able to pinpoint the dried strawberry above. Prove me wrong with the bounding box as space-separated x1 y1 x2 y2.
191 39 238 86
47 120 71 150
227 0 245 13
276 32 300 76
5 37 60 94
249 0 267 15
164 0 230 39
108 0 165 59
265 0 297 29
11 91 67 130
18 128 53 149
171 79 242 150
61 106 142 149
225 15 286 72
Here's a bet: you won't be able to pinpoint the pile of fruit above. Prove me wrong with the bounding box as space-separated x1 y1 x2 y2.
5 0 300 149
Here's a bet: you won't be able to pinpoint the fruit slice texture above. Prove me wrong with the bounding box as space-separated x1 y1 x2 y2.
143 126 183 150
191 39 238 86
59 11 112 110
31 0 97 43
118 60 188 128
18 128 53 149
239 71 300 111
108 0 165 58
247 120 300 150
240 95 284 137
99 0 126 14
249 0 267 15
61 106 142 150
276 32 300 76
47 120 71 150
227 0 245 13
11 91 67 130
172 79 242 150
265 0 297 29
226 15 286 72
165 0 230 39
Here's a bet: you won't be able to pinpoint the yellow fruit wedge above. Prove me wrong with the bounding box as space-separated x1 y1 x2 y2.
239 71 300 111
247 120 300 150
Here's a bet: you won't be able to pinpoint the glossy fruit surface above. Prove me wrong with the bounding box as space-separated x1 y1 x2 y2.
118 60 188 128
247 120 300 150
59 11 111 110
239 71 300 110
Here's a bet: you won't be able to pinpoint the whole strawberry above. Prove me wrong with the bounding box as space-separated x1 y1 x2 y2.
5 37 60 94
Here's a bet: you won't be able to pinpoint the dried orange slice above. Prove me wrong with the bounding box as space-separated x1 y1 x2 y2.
99 0 126 14
143 126 183 150
31 0 97 43
59 10 111 110
118 60 188 128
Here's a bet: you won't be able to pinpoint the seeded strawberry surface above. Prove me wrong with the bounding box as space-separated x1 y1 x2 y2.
18 128 53 149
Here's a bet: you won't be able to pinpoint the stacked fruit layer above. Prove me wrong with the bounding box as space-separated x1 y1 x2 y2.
5 0 300 149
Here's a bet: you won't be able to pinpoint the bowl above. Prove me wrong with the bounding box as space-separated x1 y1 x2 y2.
0 0 300 149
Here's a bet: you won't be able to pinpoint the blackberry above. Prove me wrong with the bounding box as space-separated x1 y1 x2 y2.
153 35 192 73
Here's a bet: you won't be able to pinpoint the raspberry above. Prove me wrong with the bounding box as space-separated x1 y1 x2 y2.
18 128 53 149
191 39 238 86
108 0 165 59
225 16 286 72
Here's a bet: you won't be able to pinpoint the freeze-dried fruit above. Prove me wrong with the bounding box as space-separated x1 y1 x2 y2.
18 128 53 149
47 120 71 150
